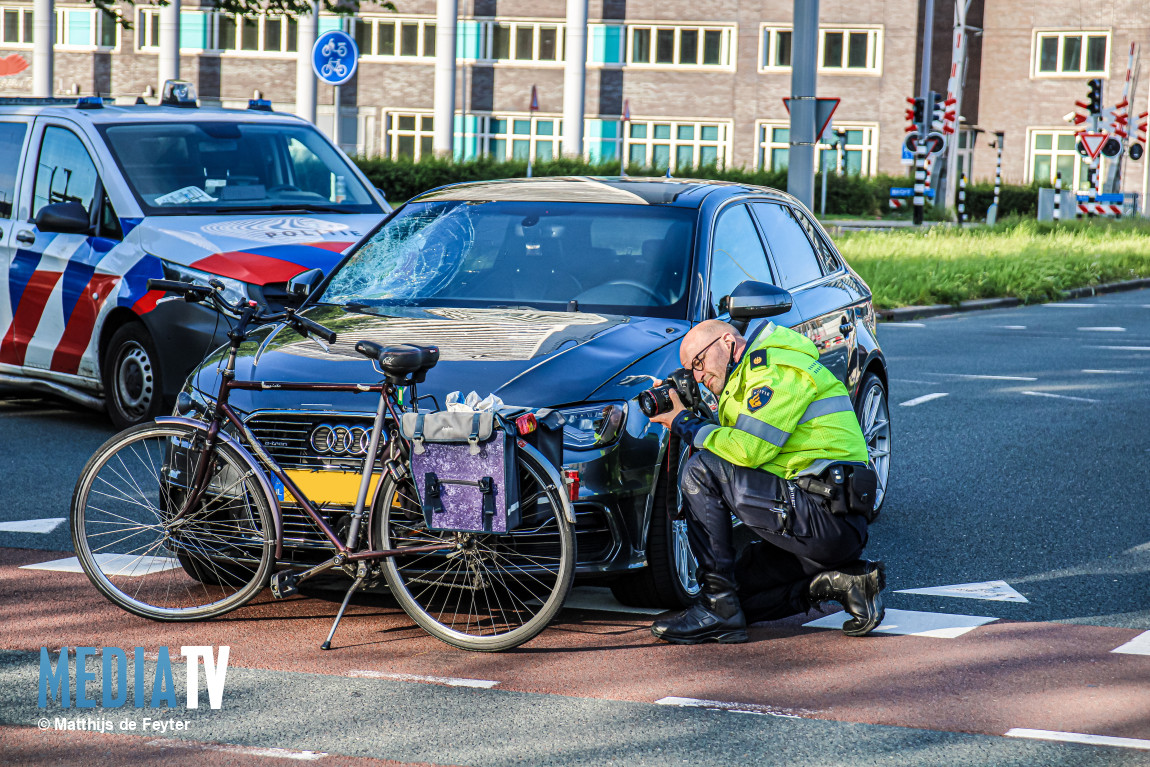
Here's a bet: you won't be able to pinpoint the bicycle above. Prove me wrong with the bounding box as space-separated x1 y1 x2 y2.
70 279 576 652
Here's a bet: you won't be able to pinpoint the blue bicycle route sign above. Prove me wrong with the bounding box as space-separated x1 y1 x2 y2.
312 30 358 86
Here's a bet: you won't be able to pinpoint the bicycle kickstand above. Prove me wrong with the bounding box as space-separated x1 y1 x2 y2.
321 562 368 651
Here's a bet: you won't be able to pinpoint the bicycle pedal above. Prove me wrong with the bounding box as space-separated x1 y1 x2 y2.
270 571 299 599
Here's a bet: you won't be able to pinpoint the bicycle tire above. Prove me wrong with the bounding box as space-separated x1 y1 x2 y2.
71 422 274 621
374 447 575 651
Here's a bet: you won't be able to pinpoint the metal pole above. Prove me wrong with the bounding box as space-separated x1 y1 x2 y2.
32 0 53 97
562 0 588 157
820 161 827 216
1053 172 1062 222
333 85 341 149
296 2 319 123
433 0 458 157
942 0 970 211
787 0 819 209
158 0 181 93
918 0 935 143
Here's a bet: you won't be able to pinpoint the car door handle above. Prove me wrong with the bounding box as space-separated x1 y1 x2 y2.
15 230 35 245
839 321 854 336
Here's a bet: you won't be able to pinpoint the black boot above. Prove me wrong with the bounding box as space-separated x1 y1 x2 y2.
651 573 748 644
806 560 886 637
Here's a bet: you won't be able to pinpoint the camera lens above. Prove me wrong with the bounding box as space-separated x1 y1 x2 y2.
638 386 672 418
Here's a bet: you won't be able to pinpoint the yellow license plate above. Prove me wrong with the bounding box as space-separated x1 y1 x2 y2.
280 470 383 507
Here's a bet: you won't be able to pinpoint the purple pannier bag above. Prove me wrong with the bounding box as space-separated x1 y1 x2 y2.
400 411 520 533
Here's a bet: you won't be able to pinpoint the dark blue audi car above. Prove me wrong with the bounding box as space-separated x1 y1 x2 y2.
181 177 890 608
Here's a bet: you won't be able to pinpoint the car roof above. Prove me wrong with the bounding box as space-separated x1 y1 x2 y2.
412 176 797 208
0 101 307 126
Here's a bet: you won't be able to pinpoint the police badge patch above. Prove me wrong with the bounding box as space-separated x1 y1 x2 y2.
747 386 773 412
749 351 767 369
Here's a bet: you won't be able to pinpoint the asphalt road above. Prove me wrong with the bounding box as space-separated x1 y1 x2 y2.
1 288 1149 765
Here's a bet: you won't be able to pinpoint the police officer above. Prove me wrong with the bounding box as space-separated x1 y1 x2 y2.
647 319 885 644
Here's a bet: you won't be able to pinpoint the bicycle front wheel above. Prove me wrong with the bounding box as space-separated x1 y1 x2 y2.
375 448 575 651
71 423 274 621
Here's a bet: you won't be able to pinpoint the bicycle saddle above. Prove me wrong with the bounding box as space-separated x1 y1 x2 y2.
355 341 440 384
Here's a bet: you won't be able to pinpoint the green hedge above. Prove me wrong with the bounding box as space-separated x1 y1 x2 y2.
352 156 1046 219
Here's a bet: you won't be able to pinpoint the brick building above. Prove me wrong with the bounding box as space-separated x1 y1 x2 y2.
2 1 1148 197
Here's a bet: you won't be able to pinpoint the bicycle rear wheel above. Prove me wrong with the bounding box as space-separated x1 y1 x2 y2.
71 423 274 621
375 448 575 651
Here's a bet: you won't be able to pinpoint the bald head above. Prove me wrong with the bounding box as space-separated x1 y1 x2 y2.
680 320 743 366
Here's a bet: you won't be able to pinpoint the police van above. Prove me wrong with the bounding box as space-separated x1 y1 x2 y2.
0 83 389 427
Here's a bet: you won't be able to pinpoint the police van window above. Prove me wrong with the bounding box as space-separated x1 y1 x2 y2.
791 207 841 274
0 122 28 218
33 127 99 220
750 203 823 289
709 203 773 316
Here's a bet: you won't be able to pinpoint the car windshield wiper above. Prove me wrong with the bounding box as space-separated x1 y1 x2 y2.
215 203 350 214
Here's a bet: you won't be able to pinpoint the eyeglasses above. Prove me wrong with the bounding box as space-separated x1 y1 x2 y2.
688 337 724 372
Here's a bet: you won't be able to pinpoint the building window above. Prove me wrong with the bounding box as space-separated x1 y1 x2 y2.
1029 130 1097 190
474 20 563 62
2 7 34 45
386 113 436 160
757 122 879 175
218 14 297 53
627 24 733 68
357 17 435 58
1034 31 1108 76
54 7 118 49
760 25 881 73
624 120 729 169
478 116 563 161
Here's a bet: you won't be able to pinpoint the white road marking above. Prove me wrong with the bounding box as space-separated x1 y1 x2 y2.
896 580 1028 603
347 671 500 688
927 373 1037 381
1043 303 1096 308
146 740 328 760
886 323 927 327
0 517 65 533
803 608 997 638
1000 325 1027 330
1020 391 1100 403
1091 346 1150 351
1082 369 1138 374
899 393 949 407
1005 729 1150 751
19 554 181 576
563 586 666 615
655 697 816 718
1078 327 1126 332
1112 630 1150 655
890 378 939 385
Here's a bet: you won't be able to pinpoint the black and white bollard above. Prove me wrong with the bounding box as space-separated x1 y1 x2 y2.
993 142 1002 210
913 142 927 226
958 173 967 226
1053 172 1062 222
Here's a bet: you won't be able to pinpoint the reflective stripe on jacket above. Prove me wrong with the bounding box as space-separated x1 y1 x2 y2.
693 323 868 479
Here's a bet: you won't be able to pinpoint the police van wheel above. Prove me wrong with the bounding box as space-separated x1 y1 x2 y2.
103 323 165 430
855 372 891 518
611 438 701 609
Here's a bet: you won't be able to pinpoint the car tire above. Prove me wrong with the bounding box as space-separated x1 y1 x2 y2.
854 371 891 518
611 438 701 609
102 322 165 430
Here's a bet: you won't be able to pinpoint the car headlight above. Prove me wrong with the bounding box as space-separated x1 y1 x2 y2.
161 260 252 313
559 402 626 449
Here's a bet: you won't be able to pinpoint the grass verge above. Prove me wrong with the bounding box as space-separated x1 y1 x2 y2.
837 216 1150 310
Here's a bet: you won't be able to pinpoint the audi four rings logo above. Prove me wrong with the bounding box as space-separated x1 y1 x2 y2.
309 424 373 456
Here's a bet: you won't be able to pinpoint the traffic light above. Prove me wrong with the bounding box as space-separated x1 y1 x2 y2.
1087 78 1102 115
905 97 924 133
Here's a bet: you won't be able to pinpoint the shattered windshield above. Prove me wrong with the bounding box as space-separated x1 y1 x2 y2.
320 200 696 319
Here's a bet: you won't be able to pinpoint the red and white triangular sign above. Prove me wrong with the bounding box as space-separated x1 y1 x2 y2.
529 85 539 112
781 97 841 141
1080 132 1108 161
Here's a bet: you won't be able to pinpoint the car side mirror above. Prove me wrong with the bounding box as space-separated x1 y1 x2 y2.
725 281 794 333
286 268 325 301
34 202 92 235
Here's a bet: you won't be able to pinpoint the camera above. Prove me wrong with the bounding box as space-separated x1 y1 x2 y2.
638 368 701 418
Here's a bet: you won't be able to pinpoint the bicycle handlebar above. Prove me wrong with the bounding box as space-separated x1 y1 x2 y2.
145 278 338 344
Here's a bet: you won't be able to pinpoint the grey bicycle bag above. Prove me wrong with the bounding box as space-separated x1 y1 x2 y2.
399 411 520 533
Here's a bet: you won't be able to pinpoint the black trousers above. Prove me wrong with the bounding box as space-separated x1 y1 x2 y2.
680 450 869 622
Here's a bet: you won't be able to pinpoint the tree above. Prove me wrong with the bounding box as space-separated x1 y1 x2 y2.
92 0 395 24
